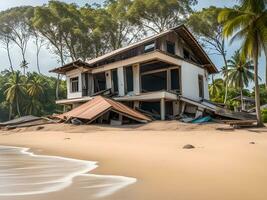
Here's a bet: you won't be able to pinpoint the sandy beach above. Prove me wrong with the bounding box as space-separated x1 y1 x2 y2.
1 121 267 200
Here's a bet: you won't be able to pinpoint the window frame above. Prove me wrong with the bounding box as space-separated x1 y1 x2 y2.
144 42 156 53
166 41 175 55
70 76 79 93
198 74 204 99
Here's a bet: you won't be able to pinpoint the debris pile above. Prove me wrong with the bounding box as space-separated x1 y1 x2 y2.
55 96 151 125
0 115 55 130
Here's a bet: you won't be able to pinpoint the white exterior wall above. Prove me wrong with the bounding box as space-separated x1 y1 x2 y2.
181 61 209 101
66 69 83 99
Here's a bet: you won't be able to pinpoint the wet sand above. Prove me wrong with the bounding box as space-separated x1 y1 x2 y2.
1 121 267 200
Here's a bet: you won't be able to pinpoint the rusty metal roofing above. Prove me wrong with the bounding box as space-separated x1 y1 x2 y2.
57 96 151 123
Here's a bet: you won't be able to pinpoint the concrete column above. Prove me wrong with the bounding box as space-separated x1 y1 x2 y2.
167 69 171 91
117 67 125 96
133 64 140 95
105 70 112 90
78 74 82 92
160 98 165 120
173 101 180 116
134 101 140 109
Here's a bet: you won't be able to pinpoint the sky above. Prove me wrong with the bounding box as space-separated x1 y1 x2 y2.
0 0 265 85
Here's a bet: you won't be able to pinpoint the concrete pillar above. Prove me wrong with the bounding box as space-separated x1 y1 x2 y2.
134 101 140 109
173 101 180 116
119 114 123 123
133 64 140 95
117 67 125 96
105 70 112 90
167 69 171 91
160 98 165 120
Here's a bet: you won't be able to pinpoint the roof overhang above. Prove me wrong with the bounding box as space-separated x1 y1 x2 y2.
49 59 92 75
173 25 218 74
114 91 178 101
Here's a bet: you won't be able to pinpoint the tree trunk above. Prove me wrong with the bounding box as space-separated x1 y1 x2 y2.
6 42 14 73
222 53 229 105
36 45 41 74
264 45 267 89
240 88 244 111
253 47 263 127
16 97 21 117
9 104 13 120
56 74 60 100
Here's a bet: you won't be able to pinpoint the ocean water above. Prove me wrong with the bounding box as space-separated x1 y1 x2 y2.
0 146 136 200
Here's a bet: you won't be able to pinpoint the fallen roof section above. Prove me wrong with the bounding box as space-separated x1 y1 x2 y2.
56 96 151 123
0 115 41 127
179 96 256 120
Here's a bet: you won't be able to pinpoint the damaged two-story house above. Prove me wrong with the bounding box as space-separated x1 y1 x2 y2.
50 25 218 121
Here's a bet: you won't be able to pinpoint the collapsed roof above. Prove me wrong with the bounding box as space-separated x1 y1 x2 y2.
56 96 151 123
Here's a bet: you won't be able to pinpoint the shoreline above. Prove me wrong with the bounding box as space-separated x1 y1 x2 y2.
1 121 267 200
0 145 136 199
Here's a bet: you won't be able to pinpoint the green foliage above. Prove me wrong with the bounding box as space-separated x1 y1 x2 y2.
0 71 66 121
261 109 267 123
187 6 225 55
219 0 267 125
129 0 197 33
225 50 254 89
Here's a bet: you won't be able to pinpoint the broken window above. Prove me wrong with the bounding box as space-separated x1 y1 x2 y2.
171 68 180 92
198 75 204 98
141 71 167 92
125 66 133 93
144 42 155 53
112 69 118 93
166 41 175 55
70 77 79 93
93 72 106 93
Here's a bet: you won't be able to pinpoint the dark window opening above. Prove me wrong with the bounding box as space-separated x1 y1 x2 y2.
140 101 173 120
112 69 118 93
171 69 180 92
183 49 190 60
141 71 167 92
144 42 155 53
198 75 204 98
93 72 106 93
82 73 89 96
125 66 133 93
166 41 175 55
140 102 160 118
70 77 79 93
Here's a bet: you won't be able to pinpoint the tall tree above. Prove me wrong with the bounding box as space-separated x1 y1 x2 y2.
104 0 144 50
187 6 230 104
219 0 267 126
0 7 34 75
32 2 68 99
225 51 254 110
4 71 26 117
0 22 14 73
129 0 197 33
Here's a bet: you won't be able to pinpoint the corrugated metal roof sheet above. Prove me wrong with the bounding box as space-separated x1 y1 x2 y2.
57 96 151 123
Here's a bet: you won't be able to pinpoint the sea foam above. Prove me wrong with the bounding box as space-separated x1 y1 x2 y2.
0 146 136 198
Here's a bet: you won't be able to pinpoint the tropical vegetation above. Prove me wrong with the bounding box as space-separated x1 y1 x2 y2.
0 0 266 124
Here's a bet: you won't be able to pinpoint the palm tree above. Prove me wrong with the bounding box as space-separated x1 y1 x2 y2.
218 0 267 126
4 71 26 117
209 77 223 99
27 75 45 98
225 50 254 110
26 74 45 115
